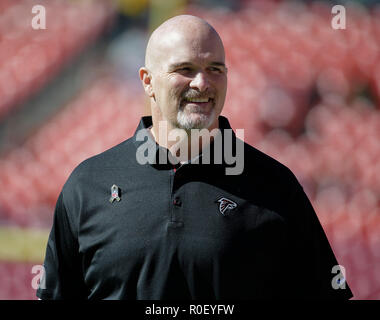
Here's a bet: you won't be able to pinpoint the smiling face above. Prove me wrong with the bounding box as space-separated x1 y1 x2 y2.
140 16 227 131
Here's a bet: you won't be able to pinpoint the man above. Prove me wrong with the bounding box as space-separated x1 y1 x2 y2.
37 15 353 299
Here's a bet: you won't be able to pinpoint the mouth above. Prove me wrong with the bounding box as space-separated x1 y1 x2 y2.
181 97 214 109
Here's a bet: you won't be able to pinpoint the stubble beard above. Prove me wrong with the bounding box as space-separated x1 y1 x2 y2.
176 103 216 130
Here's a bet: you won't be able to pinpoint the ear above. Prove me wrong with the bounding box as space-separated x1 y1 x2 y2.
139 67 154 98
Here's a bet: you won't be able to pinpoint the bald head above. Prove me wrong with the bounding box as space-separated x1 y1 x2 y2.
139 15 227 134
145 15 225 72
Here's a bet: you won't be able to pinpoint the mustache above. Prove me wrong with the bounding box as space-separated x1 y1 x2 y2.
181 89 215 100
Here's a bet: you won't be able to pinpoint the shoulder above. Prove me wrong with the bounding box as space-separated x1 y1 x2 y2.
234 139 304 211
62 137 136 196
72 137 135 174
79 137 135 170
242 139 298 186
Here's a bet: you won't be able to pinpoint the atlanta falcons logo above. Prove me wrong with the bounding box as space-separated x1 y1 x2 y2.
216 197 237 215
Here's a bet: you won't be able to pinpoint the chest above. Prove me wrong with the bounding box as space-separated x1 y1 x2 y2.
75 167 291 294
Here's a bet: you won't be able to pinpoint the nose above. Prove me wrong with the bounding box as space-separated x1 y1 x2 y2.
189 71 210 92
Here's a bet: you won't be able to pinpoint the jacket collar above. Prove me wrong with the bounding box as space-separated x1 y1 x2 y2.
132 116 236 171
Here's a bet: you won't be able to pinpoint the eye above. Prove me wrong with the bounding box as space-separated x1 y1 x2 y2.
177 67 192 72
208 67 223 73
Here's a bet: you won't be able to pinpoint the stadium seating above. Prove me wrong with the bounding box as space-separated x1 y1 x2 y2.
0 0 115 119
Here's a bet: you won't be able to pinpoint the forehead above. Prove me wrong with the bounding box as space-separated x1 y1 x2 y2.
158 29 225 68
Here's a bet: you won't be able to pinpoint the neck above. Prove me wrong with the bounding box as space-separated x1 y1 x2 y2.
150 119 219 163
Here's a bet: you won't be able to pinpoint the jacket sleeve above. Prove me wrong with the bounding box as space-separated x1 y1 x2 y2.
36 192 87 299
286 181 353 299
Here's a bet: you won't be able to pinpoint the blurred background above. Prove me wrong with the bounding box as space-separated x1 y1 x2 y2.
0 0 379 300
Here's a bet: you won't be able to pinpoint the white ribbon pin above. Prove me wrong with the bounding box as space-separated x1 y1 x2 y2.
109 184 121 203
